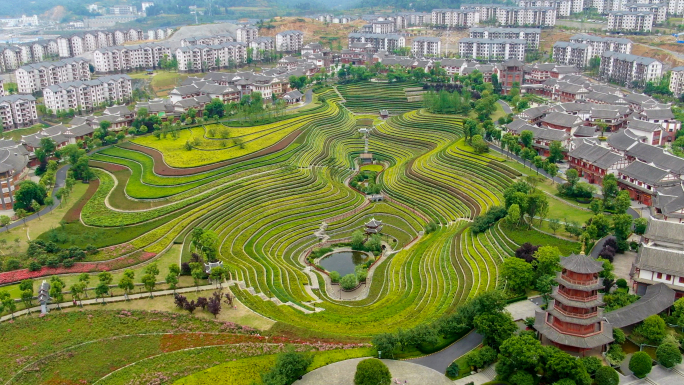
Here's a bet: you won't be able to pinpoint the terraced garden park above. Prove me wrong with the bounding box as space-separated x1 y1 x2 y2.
0 82 582 383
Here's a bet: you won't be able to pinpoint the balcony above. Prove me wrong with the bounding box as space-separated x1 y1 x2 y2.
554 305 598 319
559 274 599 286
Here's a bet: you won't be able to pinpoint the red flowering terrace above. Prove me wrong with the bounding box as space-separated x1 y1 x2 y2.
0 251 156 285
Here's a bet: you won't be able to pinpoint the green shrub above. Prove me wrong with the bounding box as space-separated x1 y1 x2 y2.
634 315 666 344
580 356 602 376
329 271 340 283
656 342 682 368
629 351 652 378
613 328 626 345
553 379 576 385
595 366 619 385
340 274 358 290
354 358 391 385
261 350 313 385
509 370 535 385
606 344 625 365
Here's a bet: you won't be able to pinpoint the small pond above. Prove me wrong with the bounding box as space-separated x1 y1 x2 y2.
319 251 370 276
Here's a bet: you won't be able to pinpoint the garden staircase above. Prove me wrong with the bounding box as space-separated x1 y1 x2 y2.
233 279 324 315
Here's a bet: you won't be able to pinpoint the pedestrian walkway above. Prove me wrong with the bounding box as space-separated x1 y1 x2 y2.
294 358 453 385
453 364 496 385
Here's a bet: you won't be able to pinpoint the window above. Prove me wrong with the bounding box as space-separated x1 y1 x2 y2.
657 272 663 279
667 275 672 281
679 277 684 284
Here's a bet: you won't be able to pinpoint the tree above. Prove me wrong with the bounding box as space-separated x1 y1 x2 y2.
612 214 633 241
0 215 10 228
474 312 517 349
371 333 399 359
656 342 682 368
262 350 313 385
49 279 64 309
166 273 179 291
634 314 666 344
205 98 225 118
629 351 652 378
520 130 534 148
543 347 591 385
191 267 204 290
580 356 602 376
118 275 134 298
14 181 47 211
2 292 16 318
548 218 561 234
500 257 535 294
506 204 521 227
340 274 358 290
590 199 604 215
566 168 579 187
351 230 365 250
78 273 90 297
634 217 648 235
95 282 109 302
614 191 631 214
548 141 564 163
70 282 85 306
354 358 391 385
602 174 620 209
141 274 156 297
533 246 561 277
207 290 222 318
595 366 619 385
496 333 544 381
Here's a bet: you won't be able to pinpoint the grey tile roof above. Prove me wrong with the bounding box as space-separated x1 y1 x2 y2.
640 108 674 120
534 311 614 349
644 218 684 244
607 129 639 151
627 118 661 133
560 253 604 274
619 161 670 186
568 143 623 169
604 283 674 328
573 125 597 137
635 245 684 277
541 112 582 128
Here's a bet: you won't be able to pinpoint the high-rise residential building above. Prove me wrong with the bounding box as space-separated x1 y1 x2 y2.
458 38 526 61
176 43 247 72
43 74 133 113
236 26 259 43
569 34 632 57
607 11 654 32
348 33 406 52
469 27 541 49
553 42 593 68
275 30 304 52
431 8 481 27
412 37 441 56
0 95 38 129
15 58 91 94
93 43 172 73
600 51 662 86
670 67 684 96
517 0 572 16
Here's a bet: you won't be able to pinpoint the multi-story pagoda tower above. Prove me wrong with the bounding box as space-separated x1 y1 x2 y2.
534 253 614 354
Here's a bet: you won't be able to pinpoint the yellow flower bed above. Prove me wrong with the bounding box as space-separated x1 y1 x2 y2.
131 121 305 168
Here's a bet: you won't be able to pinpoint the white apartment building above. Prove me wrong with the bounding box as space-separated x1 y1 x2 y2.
600 51 662 86
669 0 684 15
626 3 667 23
348 33 406 52
431 9 481 27
517 0 572 16
458 38 526 61
553 42 593 68
236 26 259 43
275 30 304 52
56 29 144 58
369 20 395 34
496 6 557 27
0 95 38 129
43 74 133 113
0 40 60 73
147 27 175 41
607 11 654 32
176 43 247 72
108 5 137 15
460 4 500 21
569 34 632 57
16 58 91 94
249 37 275 59
180 34 234 47
93 43 172 73
469 27 541 49
412 37 441 56
0 79 4 97
670 67 684 96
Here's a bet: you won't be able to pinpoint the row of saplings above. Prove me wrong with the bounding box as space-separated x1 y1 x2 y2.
172 290 234 318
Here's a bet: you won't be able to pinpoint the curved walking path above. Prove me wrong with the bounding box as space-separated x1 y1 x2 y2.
406 331 483 375
0 164 71 234
294 358 453 385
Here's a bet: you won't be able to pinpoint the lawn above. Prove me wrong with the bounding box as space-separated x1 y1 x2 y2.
503 226 579 255
360 164 383 172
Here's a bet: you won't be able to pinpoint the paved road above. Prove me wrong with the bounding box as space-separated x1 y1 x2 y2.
489 143 566 184
406 331 483 375
590 235 615 259
497 100 513 114
0 164 71 234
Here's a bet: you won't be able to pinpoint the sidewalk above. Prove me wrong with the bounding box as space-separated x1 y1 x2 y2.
0 282 225 323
